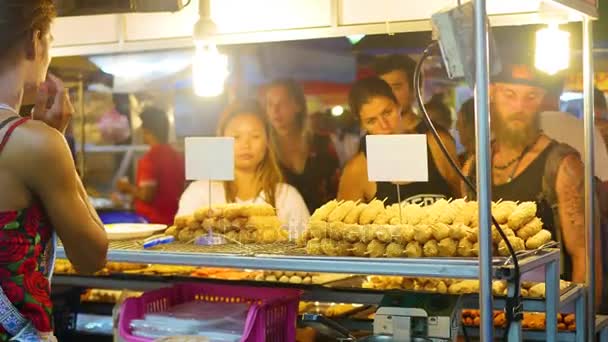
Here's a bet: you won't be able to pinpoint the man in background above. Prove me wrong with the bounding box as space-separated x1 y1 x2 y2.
117 107 184 225
462 64 603 305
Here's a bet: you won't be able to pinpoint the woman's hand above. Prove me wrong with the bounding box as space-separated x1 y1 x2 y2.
32 74 74 134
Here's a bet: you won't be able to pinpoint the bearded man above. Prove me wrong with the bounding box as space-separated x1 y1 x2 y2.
462 64 603 304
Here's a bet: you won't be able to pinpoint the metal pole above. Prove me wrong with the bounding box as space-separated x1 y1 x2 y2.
582 16 596 340
473 0 493 341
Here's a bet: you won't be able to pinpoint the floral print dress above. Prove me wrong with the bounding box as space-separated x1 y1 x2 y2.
0 117 54 340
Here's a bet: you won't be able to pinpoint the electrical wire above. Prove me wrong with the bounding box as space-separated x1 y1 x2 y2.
183 0 193 8
462 325 471 342
414 41 521 341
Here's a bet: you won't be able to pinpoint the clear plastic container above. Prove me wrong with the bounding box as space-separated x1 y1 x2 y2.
130 301 248 341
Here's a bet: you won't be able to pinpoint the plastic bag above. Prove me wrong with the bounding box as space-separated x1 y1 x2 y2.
98 108 131 144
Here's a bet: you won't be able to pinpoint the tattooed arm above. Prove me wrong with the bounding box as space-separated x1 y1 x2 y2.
555 154 603 304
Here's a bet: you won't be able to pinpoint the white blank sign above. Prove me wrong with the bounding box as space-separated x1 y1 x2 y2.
185 137 235 181
366 134 428 182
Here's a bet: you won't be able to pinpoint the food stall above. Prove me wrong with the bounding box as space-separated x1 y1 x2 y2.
49 0 604 341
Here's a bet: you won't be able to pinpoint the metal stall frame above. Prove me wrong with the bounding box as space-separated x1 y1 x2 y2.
473 1 597 340
52 1 600 341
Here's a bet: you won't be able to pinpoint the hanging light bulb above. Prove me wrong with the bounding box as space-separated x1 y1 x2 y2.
535 23 570 75
331 105 344 117
193 40 228 97
192 0 229 97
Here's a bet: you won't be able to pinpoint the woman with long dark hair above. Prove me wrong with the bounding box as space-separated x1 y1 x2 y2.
178 101 309 228
264 79 341 213
0 1 108 339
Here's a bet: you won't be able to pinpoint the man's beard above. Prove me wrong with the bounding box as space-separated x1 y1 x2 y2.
491 107 540 149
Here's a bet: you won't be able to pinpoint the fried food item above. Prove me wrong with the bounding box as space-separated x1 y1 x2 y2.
516 216 543 240
493 201 518 224
465 226 478 243
448 280 479 294
248 216 282 230
174 216 189 228
436 200 457 224
508 201 537 229
306 238 322 255
404 241 423 258
403 204 425 225
397 224 415 244
193 207 210 221
413 225 432 244
457 238 475 257
423 240 439 257
178 228 196 242
373 211 391 225
289 275 303 284
296 230 311 247
359 199 385 225
525 229 552 249
165 226 179 237
361 225 377 243
564 314 575 325
321 238 339 256
202 218 217 230
449 224 468 240
223 230 238 242
374 225 394 243
437 238 457 257
385 242 404 258
222 203 242 219
344 224 362 242
430 222 450 241
208 204 226 218
311 200 340 221
328 200 357 223
309 225 328 240
437 281 448 294
366 239 386 258
492 281 506 295
335 240 353 256
344 203 367 224
498 236 525 256
328 221 346 241
472 242 479 257
351 242 368 257
255 229 280 244
242 203 275 217
528 283 546 298
186 216 200 230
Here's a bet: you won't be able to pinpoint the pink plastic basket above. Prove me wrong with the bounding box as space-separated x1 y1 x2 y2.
118 283 301 342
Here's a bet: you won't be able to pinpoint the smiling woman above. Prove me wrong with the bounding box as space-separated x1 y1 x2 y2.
177 100 310 229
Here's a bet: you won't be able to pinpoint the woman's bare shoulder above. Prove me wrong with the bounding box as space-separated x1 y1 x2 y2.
3 120 70 168
343 152 367 175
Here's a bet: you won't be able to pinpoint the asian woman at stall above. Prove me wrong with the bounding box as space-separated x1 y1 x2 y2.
178 101 310 229
0 1 108 339
264 79 341 213
338 77 461 205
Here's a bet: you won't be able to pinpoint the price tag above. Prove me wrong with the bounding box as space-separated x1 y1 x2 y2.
366 134 428 182
185 137 235 181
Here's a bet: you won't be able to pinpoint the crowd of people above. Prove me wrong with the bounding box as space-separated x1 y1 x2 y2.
0 1 606 338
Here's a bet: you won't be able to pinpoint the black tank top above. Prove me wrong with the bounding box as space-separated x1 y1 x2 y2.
362 122 455 206
483 141 572 279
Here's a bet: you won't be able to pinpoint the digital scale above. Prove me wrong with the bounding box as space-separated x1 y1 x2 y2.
301 293 462 342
